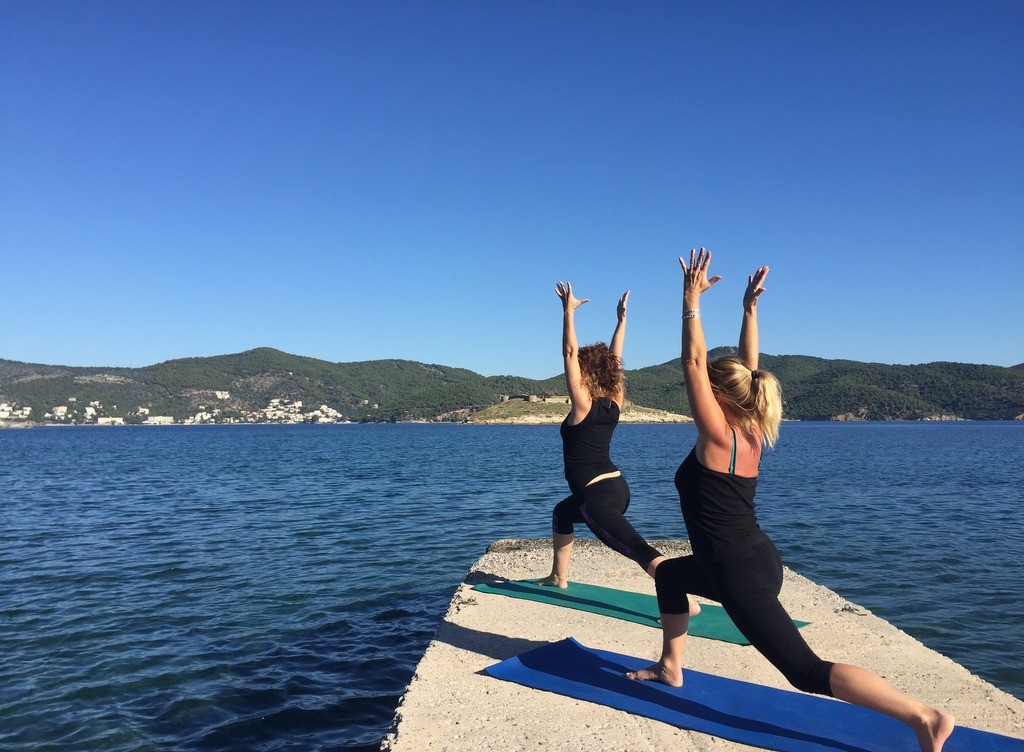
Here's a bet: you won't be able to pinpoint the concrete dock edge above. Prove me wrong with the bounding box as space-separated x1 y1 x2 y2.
382 539 1024 751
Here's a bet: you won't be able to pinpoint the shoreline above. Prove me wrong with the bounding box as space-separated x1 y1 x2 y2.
5 418 1024 430
381 538 1024 750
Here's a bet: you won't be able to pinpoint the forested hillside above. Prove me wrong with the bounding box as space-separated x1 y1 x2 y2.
1 347 1021 424
628 348 1024 421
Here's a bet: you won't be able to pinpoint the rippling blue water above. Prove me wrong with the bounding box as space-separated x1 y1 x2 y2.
2 422 1022 750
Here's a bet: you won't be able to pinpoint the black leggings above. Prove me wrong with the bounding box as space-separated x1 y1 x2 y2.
654 538 835 697
552 476 662 571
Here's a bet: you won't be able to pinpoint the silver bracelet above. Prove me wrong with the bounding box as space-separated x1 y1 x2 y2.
682 310 701 319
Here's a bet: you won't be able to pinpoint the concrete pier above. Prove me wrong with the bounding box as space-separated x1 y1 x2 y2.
382 539 1024 751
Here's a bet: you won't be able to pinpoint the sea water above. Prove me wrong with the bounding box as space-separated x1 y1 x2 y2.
1 422 1022 750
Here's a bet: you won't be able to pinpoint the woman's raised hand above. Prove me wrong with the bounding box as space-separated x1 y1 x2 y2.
743 266 769 311
679 247 722 299
616 290 630 322
555 281 589 312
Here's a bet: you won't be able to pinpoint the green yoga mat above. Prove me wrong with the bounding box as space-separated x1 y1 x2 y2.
473 579 809 645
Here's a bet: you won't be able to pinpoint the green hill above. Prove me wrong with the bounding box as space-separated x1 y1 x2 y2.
626 347 1024 421
1 347 1022 424
0 348 562 423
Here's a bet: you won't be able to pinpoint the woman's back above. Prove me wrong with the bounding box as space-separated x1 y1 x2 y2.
675 444 765 563
560 396 619 494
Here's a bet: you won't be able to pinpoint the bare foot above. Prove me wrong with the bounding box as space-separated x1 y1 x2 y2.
626 661 683 687
534 575 568 589
915 709 954 752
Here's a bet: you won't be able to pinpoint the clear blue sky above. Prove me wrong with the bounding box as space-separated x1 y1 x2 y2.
3 1 1021 379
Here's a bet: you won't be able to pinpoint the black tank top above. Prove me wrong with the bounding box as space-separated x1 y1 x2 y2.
560 397 620 494
674 446 767 562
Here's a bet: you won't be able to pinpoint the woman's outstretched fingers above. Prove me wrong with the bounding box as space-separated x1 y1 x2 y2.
681 248 721 297
556 280 588 310
744 266 769 308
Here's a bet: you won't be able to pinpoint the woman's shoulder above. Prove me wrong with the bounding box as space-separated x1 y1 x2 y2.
698 422 735 450
695 424 761 477
595 395 621 414
567 393 620 424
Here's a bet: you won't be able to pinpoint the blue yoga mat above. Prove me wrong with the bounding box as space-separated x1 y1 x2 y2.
486 638 1024 752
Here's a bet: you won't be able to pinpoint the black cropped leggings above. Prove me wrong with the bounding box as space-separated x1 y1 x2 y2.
654 538 835 697
552 475 662 571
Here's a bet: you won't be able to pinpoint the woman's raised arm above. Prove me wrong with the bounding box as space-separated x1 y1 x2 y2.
555 281 592 423
739 266 768 371
610 290 629 360
680 249 729 444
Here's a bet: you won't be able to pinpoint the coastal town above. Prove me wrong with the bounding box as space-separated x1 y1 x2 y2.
0 394 690 427
0 396 362 427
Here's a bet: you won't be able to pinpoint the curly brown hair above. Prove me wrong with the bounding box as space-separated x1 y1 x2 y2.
578 343 624 400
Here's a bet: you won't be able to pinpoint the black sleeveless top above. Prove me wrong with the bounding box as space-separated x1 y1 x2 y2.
674 446 767 562
560 397 620 494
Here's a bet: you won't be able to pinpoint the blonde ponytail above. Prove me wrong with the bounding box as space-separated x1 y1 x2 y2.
707 357 783 448
751 369 782 447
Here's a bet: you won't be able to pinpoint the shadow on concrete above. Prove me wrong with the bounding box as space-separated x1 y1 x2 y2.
434 620 550 663
464 569 511 586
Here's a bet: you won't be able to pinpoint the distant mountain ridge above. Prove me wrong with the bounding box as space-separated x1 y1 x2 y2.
1 347 1021 424
630 347 1024 421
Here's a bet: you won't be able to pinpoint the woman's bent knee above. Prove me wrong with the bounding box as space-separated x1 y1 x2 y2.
784 660 835 697
654 559 692 614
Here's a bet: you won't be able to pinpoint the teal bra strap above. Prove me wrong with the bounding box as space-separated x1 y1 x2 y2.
729 428 736 474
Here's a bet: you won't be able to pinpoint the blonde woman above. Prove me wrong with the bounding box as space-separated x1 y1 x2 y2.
629 250 954 752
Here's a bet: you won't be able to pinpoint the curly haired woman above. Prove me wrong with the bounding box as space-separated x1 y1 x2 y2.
536 282 670 590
